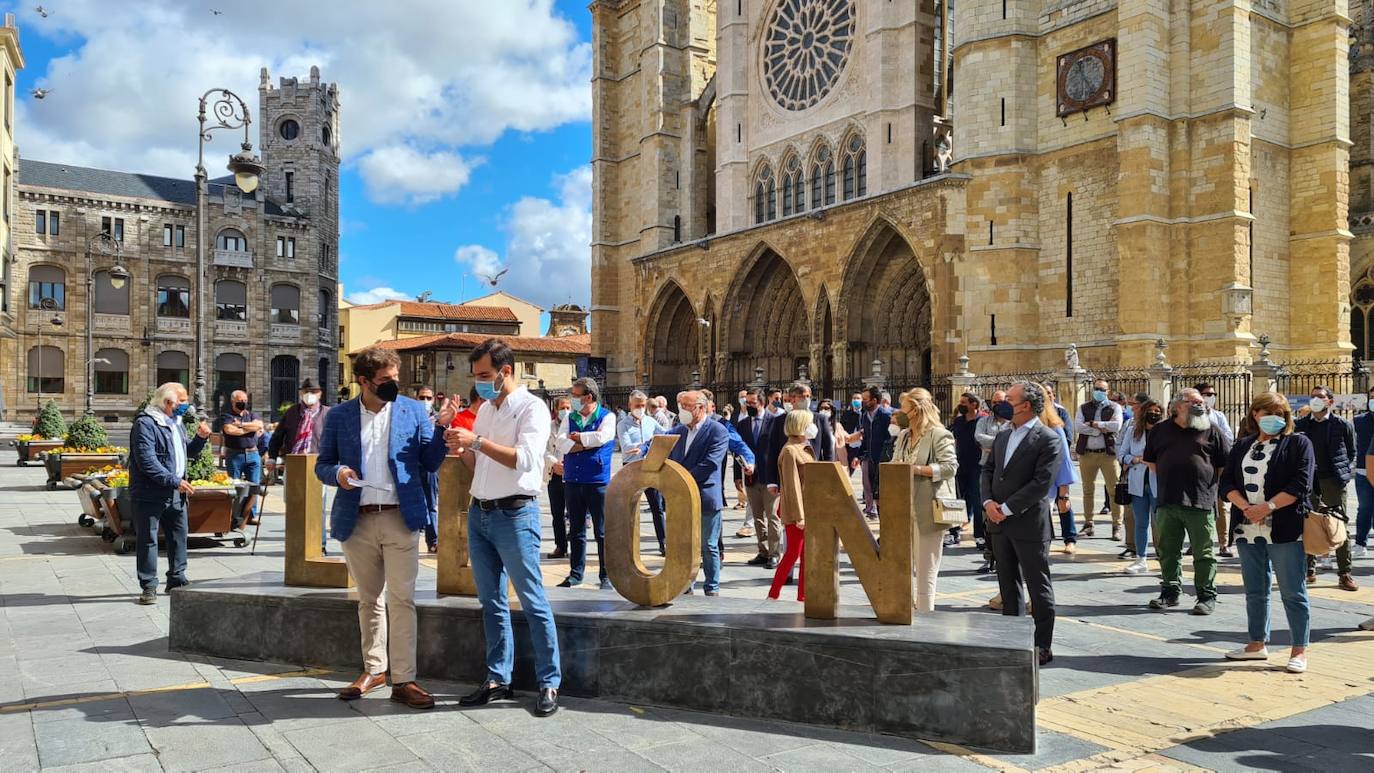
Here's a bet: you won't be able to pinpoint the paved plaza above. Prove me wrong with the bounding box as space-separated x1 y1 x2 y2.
1 458 1373 772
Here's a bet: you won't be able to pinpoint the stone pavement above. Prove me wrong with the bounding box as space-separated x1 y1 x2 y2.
2 459 1373 772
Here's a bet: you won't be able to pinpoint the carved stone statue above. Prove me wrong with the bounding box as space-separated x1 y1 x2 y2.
1064 343 1081 371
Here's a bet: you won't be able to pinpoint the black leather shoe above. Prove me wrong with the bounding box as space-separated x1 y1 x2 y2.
548 548 567 559
765 556 779 570
1037 648 1053 666
556 578 578 588
1148 594 1180 610
459 681 513 706
535 688 558 717
747 552 770 566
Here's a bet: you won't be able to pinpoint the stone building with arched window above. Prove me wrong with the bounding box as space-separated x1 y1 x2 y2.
591 0 1357 393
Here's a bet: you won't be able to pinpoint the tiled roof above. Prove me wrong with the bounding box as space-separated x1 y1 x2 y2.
363 332 591 357
18 158 289 216
348 300 519 323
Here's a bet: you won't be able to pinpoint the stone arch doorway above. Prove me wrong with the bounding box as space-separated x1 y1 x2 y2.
815 287 834 397
838 221 933 387
644 281 700 387
722 247 810 385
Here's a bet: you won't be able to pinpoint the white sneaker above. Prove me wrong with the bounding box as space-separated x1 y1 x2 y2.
1318 555 1336 571
1286 655 1308 673
1358 616 1374 631
1224 646 1270 660
1124 558 1148 574
1354 544 1368 559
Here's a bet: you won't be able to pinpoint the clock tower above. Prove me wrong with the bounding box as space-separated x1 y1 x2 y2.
546 304 589 337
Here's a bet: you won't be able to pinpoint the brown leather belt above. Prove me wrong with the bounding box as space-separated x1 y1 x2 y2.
359 504 399 513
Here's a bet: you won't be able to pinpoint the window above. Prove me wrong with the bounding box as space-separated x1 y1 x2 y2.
754 164 775 225
101 216 125 242
276 236 295 259
3 167 9 223
92 270 130 315
270 283 300 324
1066 192 1074 317
26 345 63 393
94 348 128 395
810 145 836 208
214 352 247 408
163 224 173 247
322 125 332 147
28 265 65 310
523 362 537 377
175 225 185 248
156 350 190 387
318 289 331 329
215 280 247 321
781 155 802 217
217 229 247 252
35 210 45 234
279 119 300 140
842 134 866 200
156 275 191 318
271 355 300 417
49 211 59 235
285 171 294 203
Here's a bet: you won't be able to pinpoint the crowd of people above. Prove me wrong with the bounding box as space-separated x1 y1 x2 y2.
120 345 1374 716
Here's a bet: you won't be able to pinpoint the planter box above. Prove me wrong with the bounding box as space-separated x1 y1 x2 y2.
188 486 243 545
44 453 124 489
15 439 63 465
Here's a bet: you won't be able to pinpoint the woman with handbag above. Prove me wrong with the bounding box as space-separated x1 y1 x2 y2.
891 388 958 612
767 409 815 601
1118 400 1163 574
1220 392 1315 674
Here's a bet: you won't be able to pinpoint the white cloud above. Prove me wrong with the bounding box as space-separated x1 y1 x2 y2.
15 0 591 203
345 286 410 305
357 146 479 206
454 165 592 309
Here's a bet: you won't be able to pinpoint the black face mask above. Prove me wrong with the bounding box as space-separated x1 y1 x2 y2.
746 406 758 418
1145 412 1163 424
234 401 248 411
957 404 968 415
372 380 400 403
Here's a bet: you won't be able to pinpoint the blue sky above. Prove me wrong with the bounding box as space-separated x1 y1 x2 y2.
8 0 595 312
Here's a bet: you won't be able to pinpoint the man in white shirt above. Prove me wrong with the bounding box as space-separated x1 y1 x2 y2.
445 338 562 718
618 390 667 555
1076 379 1124 540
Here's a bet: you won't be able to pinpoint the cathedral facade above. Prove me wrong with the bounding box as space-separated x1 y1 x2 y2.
590 0 1356 394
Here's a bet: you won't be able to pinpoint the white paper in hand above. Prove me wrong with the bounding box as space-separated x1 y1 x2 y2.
345 477 391 491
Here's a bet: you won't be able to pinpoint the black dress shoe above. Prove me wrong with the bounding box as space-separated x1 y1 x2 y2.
747 552 770 566
535 688 559 717
459 681 514 706
1037 648 1053 666
548 548 567 559
765 556 779 570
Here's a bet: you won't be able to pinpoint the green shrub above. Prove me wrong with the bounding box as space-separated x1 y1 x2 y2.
63 415 110 451
34 401 66 439
186 444 217 482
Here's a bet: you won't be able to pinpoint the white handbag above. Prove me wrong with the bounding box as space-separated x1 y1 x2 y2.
915 432 966 527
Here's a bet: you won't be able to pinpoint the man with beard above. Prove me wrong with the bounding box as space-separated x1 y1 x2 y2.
1143 388 1231 615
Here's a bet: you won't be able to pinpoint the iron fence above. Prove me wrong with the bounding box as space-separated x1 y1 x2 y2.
1275 358 1371 423
1168 364 1252 431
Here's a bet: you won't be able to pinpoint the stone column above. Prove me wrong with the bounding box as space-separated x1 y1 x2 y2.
949 354 977 398
1249 334 1280 398
1146 338 1174 405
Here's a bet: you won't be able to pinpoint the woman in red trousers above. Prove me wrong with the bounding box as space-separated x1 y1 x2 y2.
768 409 815 601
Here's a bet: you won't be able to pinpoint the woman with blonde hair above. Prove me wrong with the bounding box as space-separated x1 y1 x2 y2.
891 388 957 611
767 408 815 601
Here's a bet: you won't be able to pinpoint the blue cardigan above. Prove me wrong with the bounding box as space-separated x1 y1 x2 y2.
315 397 449 542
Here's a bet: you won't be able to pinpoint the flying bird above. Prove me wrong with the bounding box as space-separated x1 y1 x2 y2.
34 6 47 18
477 268 508 287
210 8 223 15
31 88 51 100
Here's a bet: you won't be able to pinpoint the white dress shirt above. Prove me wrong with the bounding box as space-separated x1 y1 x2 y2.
359 401 398 506
1077 400 1122 450
683 419 703 455
556 407 617 456
471 386 552 500
146 407 187 479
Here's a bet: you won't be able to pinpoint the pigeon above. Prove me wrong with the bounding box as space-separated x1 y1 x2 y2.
210 8 223 15
477 268 508 287
31 88 50 100
34 6 47 18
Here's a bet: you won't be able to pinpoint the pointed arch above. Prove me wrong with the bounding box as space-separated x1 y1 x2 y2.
814 286 835 397
644 279 701 387
837 217 933 386
752 159 777 224
807 137 836 209
779 147 804 217
840 128 867 200
720 244 810 385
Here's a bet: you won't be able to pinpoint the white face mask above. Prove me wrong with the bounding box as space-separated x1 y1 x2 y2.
301 393 319 407
738 397 747 408
1309 397 1328 413
818 409 832 420
678 407 695 426
631 407 645 419
888 423 902 437
783 401 794 413
557 408 571 422
804 423 819 441
1203 395 1217 410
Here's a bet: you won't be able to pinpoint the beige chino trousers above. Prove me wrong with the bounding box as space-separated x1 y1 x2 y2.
340 508 421 683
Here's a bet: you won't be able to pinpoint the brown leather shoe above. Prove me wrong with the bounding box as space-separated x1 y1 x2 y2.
390 681 435 710
1340 573 1359 592
337 672 387 700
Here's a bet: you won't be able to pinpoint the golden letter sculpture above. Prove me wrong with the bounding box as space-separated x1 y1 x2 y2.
284 453 352 588
803 461 913 624
436 455 477 596
604 434 700 606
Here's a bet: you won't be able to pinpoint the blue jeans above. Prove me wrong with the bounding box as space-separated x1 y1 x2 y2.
1356 474 1374 547
132 493 188 591
1057 506 1078 543
695 508 723 593
467 500 561 689
1131 478 1155 558
1237 539 1310 647
225 451 262 523
565 483 607 583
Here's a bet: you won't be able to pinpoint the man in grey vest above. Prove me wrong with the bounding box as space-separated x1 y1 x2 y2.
1076 378 1123 541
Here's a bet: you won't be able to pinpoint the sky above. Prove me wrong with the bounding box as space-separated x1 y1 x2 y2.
7 0 595 313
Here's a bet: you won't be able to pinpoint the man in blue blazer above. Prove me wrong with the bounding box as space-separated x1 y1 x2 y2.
662 390 730 595
316 346 454 709
858 385 893 518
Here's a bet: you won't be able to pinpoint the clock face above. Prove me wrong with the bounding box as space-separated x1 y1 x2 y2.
1065 57 1105 102
1056 39 1117 116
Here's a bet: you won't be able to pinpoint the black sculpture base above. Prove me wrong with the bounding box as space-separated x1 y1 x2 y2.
169 573 1037 752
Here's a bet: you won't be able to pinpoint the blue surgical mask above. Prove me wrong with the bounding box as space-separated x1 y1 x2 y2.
1092 389 1107 402
1258 415 1286 436
851 400 861 411
474 374 503 401
173 402 191 418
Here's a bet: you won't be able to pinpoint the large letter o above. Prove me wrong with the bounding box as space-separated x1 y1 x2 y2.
603 434 700 606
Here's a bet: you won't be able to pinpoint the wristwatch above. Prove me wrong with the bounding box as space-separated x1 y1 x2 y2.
471 435 485 454
1266 500 1276 512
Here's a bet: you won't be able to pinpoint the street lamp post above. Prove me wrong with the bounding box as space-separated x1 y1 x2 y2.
34 297 60 413
194 88 264 420
85 232 128 417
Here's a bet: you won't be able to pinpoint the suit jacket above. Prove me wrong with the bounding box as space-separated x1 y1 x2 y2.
315 396 449 542
979 420 1062 542
860 406 893 463
761 410 834 487
128 410 209 501
734 411 769 466
667 419 730 513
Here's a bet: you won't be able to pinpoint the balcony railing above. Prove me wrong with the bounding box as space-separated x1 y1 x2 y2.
215 320 248 338
213 249 254 268
156 317 192 335
270 323 302 343
92 313 130 334
317 328 332 347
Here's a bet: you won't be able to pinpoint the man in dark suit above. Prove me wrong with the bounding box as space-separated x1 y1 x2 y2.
980 381 1063 666
858 385 892 518
734 389 772 561
664 390 731 596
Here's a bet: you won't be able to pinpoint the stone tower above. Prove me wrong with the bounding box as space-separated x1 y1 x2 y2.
258 65 340 273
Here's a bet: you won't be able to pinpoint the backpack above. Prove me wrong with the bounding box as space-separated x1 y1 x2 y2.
1303 503 1349 556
